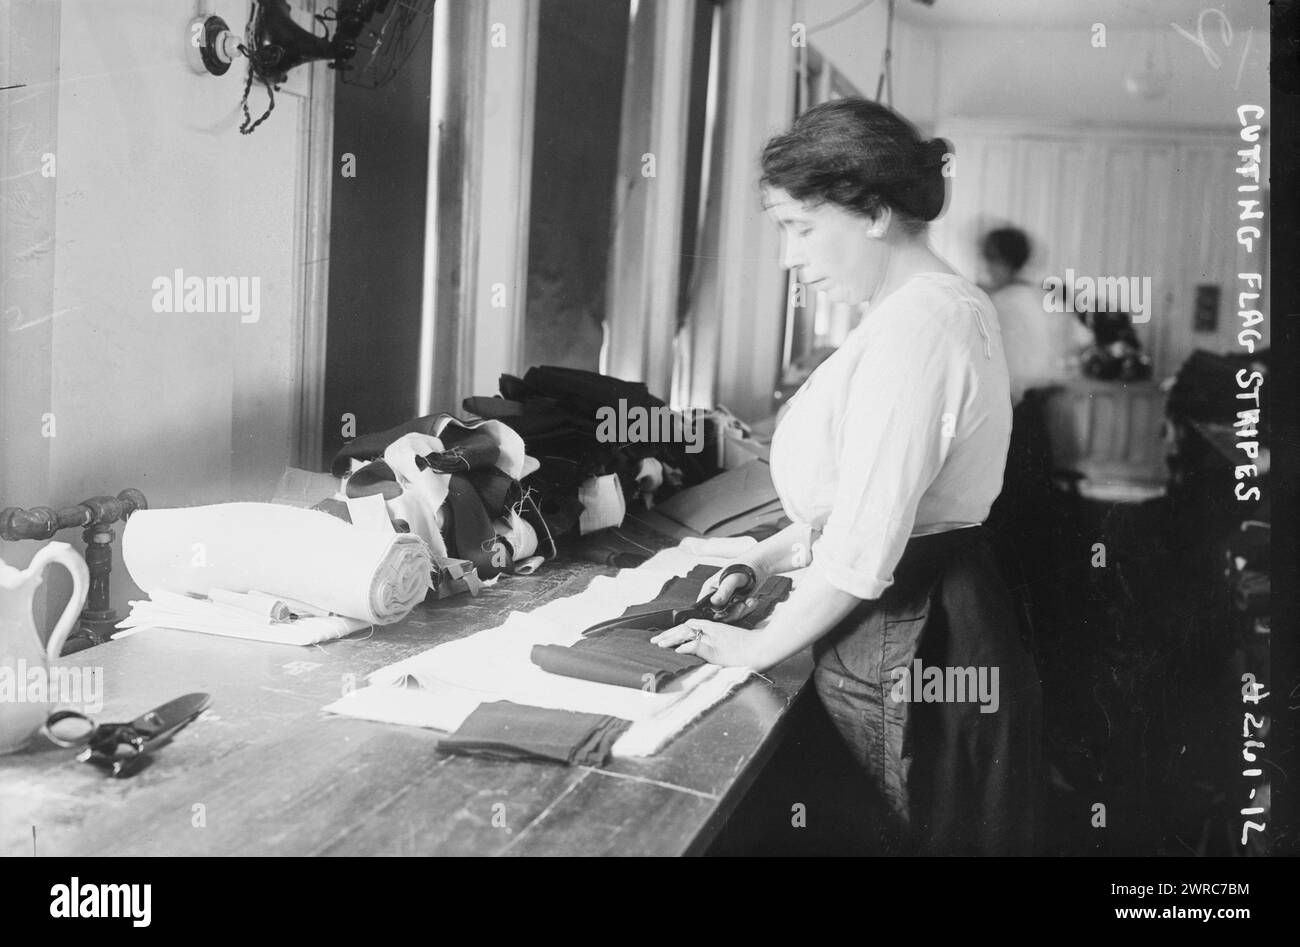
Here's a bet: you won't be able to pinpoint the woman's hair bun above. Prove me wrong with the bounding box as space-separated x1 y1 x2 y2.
919 137 952 171
895 137 952 222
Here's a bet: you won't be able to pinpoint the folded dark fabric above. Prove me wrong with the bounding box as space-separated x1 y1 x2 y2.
332 414 508 478
442 472 507 580
344 460 404 500
508 366 666 419
531 628 705 692
463 466 522 520
419 425 502 473
462 395 527 418
436 701 632 766
331 414 449 477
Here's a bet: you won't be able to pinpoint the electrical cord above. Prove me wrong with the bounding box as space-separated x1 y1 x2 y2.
237 0 277 135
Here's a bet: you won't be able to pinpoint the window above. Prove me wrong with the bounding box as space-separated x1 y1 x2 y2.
777 46 863 407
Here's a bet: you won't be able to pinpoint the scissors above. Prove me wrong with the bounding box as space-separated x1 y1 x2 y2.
581 563 759 637
42 692 212 778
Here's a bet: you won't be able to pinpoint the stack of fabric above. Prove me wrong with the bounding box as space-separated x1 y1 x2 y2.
462 366 719 540
328 414 555 580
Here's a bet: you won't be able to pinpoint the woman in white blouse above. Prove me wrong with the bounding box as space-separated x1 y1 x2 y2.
653 98 1042 855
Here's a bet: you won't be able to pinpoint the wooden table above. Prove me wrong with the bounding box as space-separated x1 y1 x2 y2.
0 557 813 856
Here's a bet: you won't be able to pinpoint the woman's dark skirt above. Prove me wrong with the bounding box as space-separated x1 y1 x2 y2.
812 525 1043 855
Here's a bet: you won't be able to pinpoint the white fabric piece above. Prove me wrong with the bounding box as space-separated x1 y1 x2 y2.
206 588 290 621
264 592 331 617
344 493 395 533
118 591 371 645
636 457 665 496
324 542 784 756
578 473 626 534
326 685 482 732
610 666 752 757
123 502 432 624
511 555 544 576
678 536 759 559
271 466 345 508
382 433 451 557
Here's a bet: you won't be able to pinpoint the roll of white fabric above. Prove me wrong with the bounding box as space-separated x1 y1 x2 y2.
123 503 432 625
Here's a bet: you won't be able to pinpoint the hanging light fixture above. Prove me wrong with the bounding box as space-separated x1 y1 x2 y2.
1124 33 1173 99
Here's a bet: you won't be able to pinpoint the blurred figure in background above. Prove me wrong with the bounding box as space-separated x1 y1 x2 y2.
980 227 1077 404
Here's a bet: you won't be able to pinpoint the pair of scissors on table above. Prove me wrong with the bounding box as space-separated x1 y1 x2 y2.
42 693 212 778
581 563 759 637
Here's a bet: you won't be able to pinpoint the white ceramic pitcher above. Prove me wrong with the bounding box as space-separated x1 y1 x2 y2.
0 542 90 753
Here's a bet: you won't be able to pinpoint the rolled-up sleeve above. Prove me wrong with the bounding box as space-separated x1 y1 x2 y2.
812 315 971 600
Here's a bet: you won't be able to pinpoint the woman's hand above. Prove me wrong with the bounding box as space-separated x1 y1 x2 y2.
650 619 768 669
694 524 817 619
696 559 769 621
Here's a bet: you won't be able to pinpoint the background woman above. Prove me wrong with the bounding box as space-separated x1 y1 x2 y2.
980 226 1078 405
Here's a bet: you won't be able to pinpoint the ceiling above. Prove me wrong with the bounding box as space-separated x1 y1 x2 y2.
896 0 1270 32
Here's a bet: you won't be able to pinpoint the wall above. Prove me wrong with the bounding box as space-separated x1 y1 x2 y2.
933 23 1269 129
2 0 311 628
1 0 60 603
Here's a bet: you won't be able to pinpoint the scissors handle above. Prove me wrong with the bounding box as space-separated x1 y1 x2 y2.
42 710 99 748
717 562 758 597
685 562 759 621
